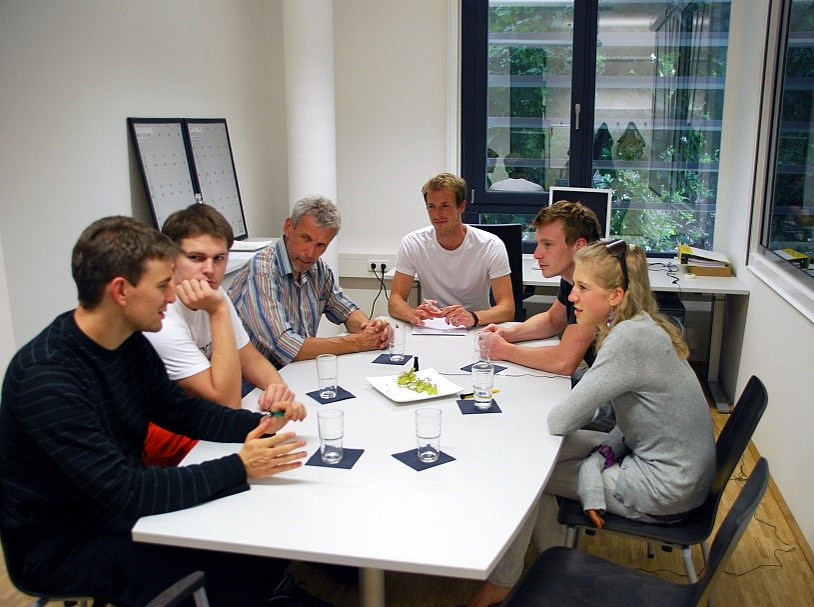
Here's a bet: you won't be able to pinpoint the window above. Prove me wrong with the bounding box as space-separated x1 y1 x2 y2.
757 0 814 290
461 0 732 255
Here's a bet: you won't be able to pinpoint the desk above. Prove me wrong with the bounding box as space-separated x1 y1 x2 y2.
522 254 749 412
133 329 569 607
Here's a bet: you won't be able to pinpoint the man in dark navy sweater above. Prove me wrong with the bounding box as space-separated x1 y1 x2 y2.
0 217 313 606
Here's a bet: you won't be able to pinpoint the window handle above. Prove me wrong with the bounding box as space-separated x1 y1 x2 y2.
574 103 581 130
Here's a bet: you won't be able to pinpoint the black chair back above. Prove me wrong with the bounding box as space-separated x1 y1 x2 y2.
505 458 769 607
692 457 769 605
469 223 525 321
690 375 769 533
146 570 209 607
713 376 768 496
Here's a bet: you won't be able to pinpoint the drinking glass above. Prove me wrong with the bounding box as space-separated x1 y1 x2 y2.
390 322 406 362
475 330 492 361
415 408 442 463
317 409 344 464
472 361 495 410
316 354 338 400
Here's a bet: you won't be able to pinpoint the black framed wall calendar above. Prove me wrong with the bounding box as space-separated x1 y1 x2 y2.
127 117 249 240
184 119 247 239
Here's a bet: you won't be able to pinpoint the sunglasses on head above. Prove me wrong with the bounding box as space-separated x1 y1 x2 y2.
605 239 629 290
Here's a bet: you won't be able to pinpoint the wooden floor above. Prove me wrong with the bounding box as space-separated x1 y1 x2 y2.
2 408 813 607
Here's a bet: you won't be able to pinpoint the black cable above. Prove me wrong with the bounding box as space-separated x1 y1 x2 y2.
368 265 385 318
648 261 681 290
377 262 389 300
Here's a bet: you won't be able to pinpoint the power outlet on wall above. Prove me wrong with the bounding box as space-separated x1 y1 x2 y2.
368 259 388 273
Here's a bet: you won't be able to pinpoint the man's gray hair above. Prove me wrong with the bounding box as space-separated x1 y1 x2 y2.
290 195 342 230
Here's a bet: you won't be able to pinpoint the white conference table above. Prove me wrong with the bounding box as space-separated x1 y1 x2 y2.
133 327 569 607
522 254 749 412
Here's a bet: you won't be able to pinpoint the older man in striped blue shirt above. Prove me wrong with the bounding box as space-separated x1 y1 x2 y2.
229 195 391 368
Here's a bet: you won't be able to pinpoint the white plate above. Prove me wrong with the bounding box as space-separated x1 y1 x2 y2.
366 368 464 403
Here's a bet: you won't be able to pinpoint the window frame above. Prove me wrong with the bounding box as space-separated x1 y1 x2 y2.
751 0 814 307
461 0 730 258
461 0 597 224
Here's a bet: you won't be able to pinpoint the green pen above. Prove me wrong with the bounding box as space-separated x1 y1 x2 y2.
265 410 285 418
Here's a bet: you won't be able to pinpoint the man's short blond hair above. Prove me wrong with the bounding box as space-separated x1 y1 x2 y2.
421 173 467 205
532 200 602 245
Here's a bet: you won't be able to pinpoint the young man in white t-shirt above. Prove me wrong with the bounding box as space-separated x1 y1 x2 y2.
143 204 301 465
388 172 514 328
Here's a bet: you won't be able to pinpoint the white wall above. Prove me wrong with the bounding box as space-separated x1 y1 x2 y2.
0 230 16 375
0 0 288 346
716 0 814 548
333 0 451 258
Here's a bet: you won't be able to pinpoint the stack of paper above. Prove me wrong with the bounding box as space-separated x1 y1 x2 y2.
678 245 732 277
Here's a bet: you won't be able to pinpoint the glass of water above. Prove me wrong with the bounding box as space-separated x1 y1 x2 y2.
317 409 344 465
471 361 495 410
415 408 441 463
390 322 406 362
316 354 338 400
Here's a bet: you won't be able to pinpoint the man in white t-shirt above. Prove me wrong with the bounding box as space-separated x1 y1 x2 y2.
143 203 300 466
388 173 514 328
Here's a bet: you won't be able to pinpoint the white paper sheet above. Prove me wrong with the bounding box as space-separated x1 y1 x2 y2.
411 317 468 336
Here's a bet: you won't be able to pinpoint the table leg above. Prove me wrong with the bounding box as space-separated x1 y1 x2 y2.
359 567 385 607
707 294 731 413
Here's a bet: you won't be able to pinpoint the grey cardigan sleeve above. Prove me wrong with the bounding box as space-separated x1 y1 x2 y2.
547 326 639 435
577 452 607 512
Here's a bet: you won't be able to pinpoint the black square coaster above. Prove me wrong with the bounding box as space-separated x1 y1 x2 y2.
457 399 502 414
391 449 455 470
306 386 356 404
305 448 364 469
460 362 507 373
372 353 413 365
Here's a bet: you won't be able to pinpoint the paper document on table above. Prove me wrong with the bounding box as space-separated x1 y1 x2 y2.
230 238 274 252
412 317 467 336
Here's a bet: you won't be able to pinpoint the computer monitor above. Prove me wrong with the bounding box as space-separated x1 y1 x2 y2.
548 186 613 239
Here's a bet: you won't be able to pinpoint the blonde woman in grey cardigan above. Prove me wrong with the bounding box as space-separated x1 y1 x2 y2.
467 241 715 607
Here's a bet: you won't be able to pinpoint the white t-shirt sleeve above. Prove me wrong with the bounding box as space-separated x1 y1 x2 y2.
144 291 249 381
144 305 212 381
394 233 418 277
486 236 511 279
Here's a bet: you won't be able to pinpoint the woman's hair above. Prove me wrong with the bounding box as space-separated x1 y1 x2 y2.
574 241 689 359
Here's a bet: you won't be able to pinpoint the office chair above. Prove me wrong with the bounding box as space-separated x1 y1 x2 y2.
0 519 92 607
557 375 768 584
146 570 210 607
503 458 769 607
470 223 527 321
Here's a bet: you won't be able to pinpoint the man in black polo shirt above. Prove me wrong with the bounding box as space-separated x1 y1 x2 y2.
483 200 602 378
